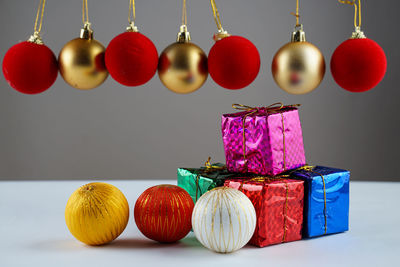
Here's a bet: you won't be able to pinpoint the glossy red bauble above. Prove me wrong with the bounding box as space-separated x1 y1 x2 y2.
134 184 194 243
330 38 387 92
2 41 58 94
208 35 260 90
105 32 158 86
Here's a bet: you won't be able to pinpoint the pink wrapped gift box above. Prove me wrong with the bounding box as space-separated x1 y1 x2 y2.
221 104 306 176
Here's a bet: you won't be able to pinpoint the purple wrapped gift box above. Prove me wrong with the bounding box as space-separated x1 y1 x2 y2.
221 103 306 176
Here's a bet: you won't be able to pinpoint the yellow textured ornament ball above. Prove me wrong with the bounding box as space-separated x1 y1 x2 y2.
59 26 108 90
272 28 325 95
158 26 208 94
65 182 129 245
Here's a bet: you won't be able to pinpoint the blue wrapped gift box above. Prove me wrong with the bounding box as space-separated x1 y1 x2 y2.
290 166 350 238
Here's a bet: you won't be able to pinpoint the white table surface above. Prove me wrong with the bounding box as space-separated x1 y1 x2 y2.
0 180 399 267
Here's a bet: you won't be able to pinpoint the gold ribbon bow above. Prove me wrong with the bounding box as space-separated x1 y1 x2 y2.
195 157 225 201
231 103 300 172
295 165 328 234
238 175 290 243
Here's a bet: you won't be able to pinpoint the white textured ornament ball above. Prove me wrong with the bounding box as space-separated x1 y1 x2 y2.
192 187 256 253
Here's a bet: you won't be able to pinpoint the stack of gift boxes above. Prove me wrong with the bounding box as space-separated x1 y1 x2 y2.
177 103 349 247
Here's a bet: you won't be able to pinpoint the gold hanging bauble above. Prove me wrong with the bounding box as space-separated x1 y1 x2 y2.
158 26 208 94
58 25 108 90
272 26 325 95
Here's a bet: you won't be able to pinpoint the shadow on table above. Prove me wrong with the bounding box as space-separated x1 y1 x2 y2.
104 236 203 250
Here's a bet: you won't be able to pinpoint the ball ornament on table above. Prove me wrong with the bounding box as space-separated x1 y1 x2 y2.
192 187 256 253
134 184 194 243
272 25 325 95
105 24 158 87
65 182 129 246
58 23 108 90
2 33 58 95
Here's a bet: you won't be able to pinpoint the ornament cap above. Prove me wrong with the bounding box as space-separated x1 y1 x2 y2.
291 25 306 42
27 31 44 45
80 22 93 40
126 22 139 32
213 29 231 41
177 25 191 43
351 26 366 39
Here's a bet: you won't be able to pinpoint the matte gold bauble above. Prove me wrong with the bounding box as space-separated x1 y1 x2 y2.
158 26 208 94
59 28 108 90
272 28 325 95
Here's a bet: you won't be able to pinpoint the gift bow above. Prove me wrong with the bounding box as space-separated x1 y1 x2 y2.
293 165 328 235
231 103 300 172
195 157 226 201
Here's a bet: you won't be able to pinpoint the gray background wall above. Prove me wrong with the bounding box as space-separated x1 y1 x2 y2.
0 0 398 181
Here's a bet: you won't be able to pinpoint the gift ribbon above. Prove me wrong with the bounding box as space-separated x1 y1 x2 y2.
238 175 290 243
194 157 226 201
232 103 300 172
295 165 328 234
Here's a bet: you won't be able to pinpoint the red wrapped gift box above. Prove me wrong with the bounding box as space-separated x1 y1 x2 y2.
225 177 304 247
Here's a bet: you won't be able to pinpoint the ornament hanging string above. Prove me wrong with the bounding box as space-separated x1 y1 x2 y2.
127 0 138 31
290 0 301 27
28 0 47 44
338 0 361 28
182 0 187 26
210 0 223 31
82 0 90 26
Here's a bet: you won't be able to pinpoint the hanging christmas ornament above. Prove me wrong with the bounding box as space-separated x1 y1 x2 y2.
65 182 130 246
158 0 208 94
2 0 58 95
272 0 325 95
207 0 260 90
192 187 256 253
105 0 158 87
58 0 108 90
331 0 386 92
134 185 194 243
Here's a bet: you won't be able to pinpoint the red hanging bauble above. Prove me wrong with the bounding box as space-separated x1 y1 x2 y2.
330 34 386 93
134 184 194 243
208 35 260 90
3 40 58 94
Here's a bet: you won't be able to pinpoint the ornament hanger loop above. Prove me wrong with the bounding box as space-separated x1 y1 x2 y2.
28 0 46 44
80 0 93 39
290 0 301 27
177 0 191 42
338 0 361 28
127 0 138 32
210 0 230 41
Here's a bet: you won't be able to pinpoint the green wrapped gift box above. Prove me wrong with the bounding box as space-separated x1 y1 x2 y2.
177 162 240 204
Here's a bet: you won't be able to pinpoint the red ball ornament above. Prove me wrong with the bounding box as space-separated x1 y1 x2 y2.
134 184 194 243
208 35 260 90
105 31 158 87
2 41 58 94
331 38 387 92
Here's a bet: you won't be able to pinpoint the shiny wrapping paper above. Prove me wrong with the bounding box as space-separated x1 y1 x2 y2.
290 166 350 238
225 178 304 247
221 106 306 176
177 164 240 204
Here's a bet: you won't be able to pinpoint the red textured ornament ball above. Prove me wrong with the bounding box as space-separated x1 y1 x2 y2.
2 41 58 94
134 184 194 243
208 35 260 90
105 32 158 86
330 38 387 92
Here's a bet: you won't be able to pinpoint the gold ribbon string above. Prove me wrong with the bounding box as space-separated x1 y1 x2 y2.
34 0 46 34
232 103 300 172
129 0 136 25
290 0 301 27
182 0 187 26
194 157 225 201
210 0 223 31
295 165 328 234
238 176 290 242
338 0 361 28
82 0 90 25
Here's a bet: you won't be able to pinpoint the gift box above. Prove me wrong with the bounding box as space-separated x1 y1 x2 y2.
177 159 241 204
289 165 350 238
225 177 304 247
221 103 306 176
